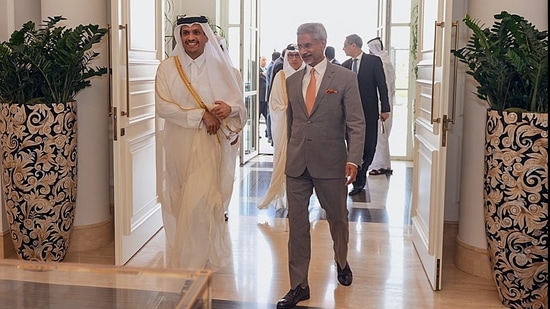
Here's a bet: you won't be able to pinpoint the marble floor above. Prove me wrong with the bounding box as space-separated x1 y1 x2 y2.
5 154 506 308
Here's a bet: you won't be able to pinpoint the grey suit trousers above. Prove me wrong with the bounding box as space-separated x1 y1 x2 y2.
286 169 349 289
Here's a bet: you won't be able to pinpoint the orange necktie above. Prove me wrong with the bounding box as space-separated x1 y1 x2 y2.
305 68 316 114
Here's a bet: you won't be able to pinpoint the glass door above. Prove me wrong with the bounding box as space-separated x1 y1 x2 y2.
226 0 260 164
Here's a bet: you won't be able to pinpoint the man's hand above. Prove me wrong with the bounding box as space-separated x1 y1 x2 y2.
380 112 390 122
202 111 221 135
345 163 358 186
211 100 232 120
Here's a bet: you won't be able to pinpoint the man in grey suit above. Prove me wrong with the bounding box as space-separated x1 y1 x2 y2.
276 22 365 309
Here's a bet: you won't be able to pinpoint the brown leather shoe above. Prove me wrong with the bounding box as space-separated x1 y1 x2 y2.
276 286 310 309
337 262 353 286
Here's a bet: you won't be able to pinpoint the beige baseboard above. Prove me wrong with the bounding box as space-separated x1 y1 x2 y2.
2 217 113 258
454 236 493 280
68 216 114 252
1 230 16 258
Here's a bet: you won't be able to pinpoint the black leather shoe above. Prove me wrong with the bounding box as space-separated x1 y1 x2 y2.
337 262 353 286
348 187 364 196
276 286 310 309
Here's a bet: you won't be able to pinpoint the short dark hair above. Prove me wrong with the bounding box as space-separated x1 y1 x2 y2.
271 51 281 61
325 46 335 59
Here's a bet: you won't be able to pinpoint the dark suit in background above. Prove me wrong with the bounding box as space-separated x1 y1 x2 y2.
342 34 390 195
266 49 288 143
259 64 268 123
325 46 341 65
267 49 286 100
264 51 281 140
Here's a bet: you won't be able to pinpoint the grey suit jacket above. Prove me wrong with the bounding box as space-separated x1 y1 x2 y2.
285 62 365 179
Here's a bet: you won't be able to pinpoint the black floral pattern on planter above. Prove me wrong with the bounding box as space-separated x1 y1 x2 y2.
0 102 78 262
484 110 548 309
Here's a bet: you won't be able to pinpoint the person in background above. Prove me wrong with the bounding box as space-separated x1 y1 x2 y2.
260 55 268 70
342 33 390 196
366 37 396 175
267 45 295 144
324 45 340 65
257 44 304 214
276 22 365 309
265 51 280 91
154 15 246 271
259 55 268 133
265 50 283 144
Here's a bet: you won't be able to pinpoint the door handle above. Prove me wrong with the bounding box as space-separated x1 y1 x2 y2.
107 24 113 117
113 107 118 141
449 21 459 126
442 114 449 147
441 22 460 148
430 21 444 124
119 24 130 118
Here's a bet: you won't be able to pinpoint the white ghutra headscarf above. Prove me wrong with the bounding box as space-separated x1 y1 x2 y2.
172 15 245 112
367 37 395 102
282 44 305 77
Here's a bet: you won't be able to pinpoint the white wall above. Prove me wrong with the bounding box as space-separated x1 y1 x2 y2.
0 0 40 41
15 0 41 28
41 0 111 226
0 0 12 40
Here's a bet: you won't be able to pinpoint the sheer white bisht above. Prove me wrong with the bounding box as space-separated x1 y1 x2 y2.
257 47 305 211
367 38 396 171
155 15 246 271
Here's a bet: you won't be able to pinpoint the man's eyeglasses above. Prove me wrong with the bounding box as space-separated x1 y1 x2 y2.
287 53 301 58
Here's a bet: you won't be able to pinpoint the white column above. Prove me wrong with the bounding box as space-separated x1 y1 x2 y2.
40 0 110 228
0 0 13 41
459 0 548 249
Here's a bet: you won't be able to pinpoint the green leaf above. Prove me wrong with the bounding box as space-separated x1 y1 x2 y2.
0 16 107 104
452 11 548 112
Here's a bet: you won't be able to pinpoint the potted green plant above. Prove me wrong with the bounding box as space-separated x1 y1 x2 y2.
453 11 547 113
0 16 107 262
453 11 548 309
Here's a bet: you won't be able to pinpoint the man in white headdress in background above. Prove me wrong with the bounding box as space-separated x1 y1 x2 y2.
155 15 246 271
366 37 396 176
257 44 305 213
